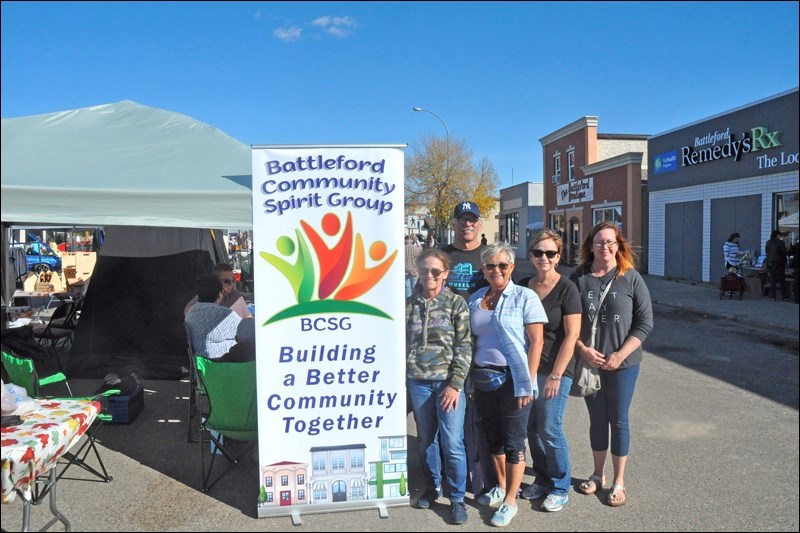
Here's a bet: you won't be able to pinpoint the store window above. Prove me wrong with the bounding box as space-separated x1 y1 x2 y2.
775 191 799 244
593 205 623 228
502 213 519 244
550 212 566 242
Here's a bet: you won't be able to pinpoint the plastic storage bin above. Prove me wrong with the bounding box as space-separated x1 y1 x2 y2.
106 384 145 424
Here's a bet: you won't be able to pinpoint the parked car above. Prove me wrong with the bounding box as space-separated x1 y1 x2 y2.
24 236 63 275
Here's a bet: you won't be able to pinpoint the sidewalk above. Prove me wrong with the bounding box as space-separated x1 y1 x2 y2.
642 274 798 343
513 262 798 346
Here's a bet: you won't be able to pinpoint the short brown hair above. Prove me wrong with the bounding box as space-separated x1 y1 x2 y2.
529 229 563 256
416 247 451 271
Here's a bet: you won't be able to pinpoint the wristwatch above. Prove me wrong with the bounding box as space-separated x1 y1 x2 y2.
549 374 561 381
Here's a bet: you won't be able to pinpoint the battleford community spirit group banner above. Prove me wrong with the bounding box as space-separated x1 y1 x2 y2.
251 145 408 519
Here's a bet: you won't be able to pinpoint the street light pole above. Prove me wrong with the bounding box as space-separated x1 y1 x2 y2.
412 107 449 170
413 106 451 243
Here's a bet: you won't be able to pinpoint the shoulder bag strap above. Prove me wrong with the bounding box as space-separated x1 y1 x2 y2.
589 274 617 348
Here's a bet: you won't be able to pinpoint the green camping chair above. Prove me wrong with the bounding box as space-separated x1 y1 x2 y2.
1 349 117 501
1 349 72 397
195 356 258 492
185 323 207 443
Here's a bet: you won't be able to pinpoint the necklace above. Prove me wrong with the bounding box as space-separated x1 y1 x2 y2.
483 290 503 310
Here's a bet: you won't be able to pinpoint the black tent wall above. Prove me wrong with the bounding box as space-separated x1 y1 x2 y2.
69 249 214 379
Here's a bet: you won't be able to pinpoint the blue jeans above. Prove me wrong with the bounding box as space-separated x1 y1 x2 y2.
528 373 572 496
405 275 418 299
407 379 467 502
584 364 640 457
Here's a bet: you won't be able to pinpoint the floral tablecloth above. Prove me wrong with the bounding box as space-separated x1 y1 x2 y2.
1 398 100 503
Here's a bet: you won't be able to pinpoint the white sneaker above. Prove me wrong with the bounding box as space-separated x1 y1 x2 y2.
490 502 518 527
478 485 506 506
542 493 568 512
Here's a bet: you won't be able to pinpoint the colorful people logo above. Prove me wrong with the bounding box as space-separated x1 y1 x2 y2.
259 212 398 324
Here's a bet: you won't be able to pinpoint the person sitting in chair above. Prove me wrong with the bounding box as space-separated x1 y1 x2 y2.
218 317 257 363
184 263 252 319
185 275 241 359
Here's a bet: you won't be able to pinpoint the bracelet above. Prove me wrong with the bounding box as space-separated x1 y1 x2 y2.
549 374 561 381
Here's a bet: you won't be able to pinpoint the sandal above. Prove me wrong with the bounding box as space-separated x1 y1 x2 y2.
607 484 627 507
578 474 605 495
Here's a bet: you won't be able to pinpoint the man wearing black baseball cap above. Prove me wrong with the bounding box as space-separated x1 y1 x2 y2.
439 202 497 499
440 201 489 299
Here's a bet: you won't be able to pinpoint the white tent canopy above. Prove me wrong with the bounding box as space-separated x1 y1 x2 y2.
778 211 799 231
1 100 253 229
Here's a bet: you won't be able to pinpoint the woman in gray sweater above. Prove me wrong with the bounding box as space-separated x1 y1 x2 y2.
570 222 653 508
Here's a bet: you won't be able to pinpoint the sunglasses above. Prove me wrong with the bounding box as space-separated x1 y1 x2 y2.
220 279 234 285
419 267 445 277
531 249 558 259
484 262 510 271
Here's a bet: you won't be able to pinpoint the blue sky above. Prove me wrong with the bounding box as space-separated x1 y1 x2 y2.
2 1 798 190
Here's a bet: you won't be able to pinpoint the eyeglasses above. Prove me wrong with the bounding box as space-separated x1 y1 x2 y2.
484 262 510 271
456 216 479 225
593 240 618 248
220 279 234 285
419 267 445 277
531 249 558 259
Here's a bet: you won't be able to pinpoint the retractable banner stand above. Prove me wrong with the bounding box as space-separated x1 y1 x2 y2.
251 145 408 521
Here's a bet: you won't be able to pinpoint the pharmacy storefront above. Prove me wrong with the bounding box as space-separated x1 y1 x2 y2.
648 87 798 282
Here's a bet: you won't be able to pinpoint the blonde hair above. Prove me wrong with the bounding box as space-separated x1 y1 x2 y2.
529 229 563 256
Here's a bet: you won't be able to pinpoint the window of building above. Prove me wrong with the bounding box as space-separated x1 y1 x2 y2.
298 489 305 501
351 451 364 470
313 487 327 501
571 221 580 248
553 153 561 181
502 213 519 244
281 475 289 486
568 150 575 181
312 455 326 472
297 474 305 485
550 213 566 243
593 205 623 227
265 476 273 487
266 492 274 503
389 450 407 461
331 452 345 470
775 190 799 244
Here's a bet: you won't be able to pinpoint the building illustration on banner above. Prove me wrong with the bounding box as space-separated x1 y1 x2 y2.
258 435 408 508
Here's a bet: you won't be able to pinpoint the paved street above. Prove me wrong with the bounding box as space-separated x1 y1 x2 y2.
3 275 798 532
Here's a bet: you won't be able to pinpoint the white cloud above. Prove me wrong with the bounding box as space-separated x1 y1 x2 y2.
273 26 302 42
311 15 357 37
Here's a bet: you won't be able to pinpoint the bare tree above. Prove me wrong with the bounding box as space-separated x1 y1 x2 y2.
405 134 500 243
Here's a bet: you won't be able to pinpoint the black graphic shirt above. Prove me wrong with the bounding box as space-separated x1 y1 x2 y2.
440 244 488 299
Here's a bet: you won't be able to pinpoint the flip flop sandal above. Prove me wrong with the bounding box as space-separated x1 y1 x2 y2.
578 474 605 495
607 484 627 507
